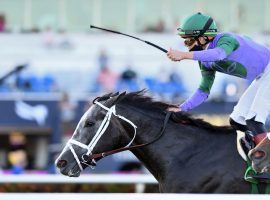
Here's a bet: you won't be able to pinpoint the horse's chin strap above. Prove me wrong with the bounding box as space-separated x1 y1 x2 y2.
64 100 137 171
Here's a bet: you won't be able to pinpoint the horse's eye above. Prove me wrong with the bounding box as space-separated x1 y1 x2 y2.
84 120 95 127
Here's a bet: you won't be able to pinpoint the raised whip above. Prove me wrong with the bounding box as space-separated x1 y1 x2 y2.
90 25 168 53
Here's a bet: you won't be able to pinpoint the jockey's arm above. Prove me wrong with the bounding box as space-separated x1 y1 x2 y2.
193 35 239 63
167 35 239 63
180 63 216 111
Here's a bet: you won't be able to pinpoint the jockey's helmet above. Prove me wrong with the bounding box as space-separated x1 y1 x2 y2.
178 12 218 38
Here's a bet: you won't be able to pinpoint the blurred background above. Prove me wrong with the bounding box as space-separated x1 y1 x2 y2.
0 0 270 193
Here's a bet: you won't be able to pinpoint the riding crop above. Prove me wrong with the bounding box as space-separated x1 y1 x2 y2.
90 25 168 53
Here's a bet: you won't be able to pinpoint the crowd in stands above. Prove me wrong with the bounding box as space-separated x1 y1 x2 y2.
93 50 187 101
0 12 174 34
1 55 188 101
0 65 186 102
0 72 57 93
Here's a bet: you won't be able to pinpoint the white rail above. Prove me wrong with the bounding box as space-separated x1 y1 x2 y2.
0 193 269 200
0 174 157 193
0 174 157 184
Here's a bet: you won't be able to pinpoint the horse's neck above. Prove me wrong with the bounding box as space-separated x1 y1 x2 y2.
119 108 190 181
122 109 255 192
130 117 174 181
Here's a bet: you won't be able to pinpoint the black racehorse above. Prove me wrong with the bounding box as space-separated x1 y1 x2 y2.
55 91 265 193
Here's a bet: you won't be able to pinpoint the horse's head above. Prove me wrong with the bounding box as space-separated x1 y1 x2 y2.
248 133 270 173
55 92 135 177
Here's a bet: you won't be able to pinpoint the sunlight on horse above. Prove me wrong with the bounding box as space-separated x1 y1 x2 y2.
249 133 270 173
55 91 268 193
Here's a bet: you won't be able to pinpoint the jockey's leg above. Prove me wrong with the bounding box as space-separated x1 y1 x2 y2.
244 63 270 146
231 61 270 145
230 76 259 134
229 76 261 152
230 75 260 128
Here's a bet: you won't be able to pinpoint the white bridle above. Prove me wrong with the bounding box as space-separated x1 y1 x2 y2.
57 101 137 171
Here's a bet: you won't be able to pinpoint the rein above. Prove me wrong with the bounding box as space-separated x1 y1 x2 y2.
82 104 172 166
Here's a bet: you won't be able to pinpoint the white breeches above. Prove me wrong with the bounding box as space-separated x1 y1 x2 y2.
230 63 270 125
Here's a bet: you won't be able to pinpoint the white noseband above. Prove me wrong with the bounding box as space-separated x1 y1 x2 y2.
57 101 137 171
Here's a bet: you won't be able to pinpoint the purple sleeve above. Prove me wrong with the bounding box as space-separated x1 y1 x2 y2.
180 89 209 111
193 47 227 62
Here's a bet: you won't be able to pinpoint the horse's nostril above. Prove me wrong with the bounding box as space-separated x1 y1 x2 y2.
252 150 266 160
57 159 67 168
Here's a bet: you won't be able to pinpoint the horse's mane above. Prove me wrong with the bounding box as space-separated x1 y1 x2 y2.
100 90 234 133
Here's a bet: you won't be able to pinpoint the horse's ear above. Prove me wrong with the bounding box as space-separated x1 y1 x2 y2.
114 91 126 103
94 92 113 103
111 92 119 97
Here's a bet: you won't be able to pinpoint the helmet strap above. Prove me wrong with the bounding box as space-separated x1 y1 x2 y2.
192 36 213 51
196 16 214 48
199 17 214 36
201 36 212 45
194 36 210 47
194 16 214 46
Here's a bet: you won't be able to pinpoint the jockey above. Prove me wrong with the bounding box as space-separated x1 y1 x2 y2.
167 13 270 153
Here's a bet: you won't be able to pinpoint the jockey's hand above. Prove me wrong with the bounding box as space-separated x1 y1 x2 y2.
167 48 193 61
167 48 186 62
167 106 181 112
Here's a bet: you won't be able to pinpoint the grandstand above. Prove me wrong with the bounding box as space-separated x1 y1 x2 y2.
0 0 269 33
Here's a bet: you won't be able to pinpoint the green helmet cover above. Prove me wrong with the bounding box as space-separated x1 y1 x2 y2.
178 12 218 37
